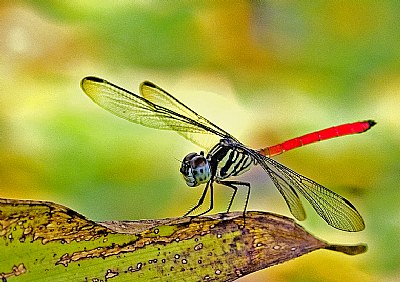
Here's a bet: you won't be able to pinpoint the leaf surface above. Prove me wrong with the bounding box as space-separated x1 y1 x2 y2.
0 198 366 281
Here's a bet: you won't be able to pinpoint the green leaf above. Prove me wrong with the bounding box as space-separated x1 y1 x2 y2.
0 198 366 281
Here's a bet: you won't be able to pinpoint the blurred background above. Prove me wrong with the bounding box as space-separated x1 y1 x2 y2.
1 1 399 281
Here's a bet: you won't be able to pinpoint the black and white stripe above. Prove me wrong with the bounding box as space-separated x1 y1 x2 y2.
208 139 257 180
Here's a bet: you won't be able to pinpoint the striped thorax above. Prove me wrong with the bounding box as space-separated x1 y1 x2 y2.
209 138 256 180
180 139 257 187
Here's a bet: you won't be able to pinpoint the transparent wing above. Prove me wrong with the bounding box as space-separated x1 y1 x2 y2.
140 81 237 149
81 77 235 148
256 154 365 232
265 167 306 221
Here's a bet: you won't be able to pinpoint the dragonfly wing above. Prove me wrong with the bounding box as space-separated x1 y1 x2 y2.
140 81 237 149
257 155 365 232
265 167 306 221
81 77 229 148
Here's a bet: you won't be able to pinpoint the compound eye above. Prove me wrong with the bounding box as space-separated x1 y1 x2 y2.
191 156 211 185
180 153 198 174
179 152 211 187
193 156 207 167
183 152 197 162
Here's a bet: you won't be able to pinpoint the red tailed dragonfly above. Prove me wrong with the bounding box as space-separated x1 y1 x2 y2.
81 76 375 232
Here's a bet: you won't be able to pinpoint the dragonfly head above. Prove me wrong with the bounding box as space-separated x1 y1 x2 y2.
180 152 211 187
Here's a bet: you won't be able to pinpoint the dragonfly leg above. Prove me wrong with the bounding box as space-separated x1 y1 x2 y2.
217 180 251 222
183 180 214 217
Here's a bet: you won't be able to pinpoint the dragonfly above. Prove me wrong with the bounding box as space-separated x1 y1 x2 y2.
81 76 375 232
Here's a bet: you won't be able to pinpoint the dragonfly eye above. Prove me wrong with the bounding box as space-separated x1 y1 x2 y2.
180 153 211 187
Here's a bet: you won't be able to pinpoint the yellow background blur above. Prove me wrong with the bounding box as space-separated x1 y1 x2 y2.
1 1 399 281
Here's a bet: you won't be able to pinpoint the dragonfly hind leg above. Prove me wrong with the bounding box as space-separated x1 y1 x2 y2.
217 180 251 221
183 180 214 217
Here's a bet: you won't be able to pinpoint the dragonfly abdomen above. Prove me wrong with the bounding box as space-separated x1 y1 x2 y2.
260 120 376 157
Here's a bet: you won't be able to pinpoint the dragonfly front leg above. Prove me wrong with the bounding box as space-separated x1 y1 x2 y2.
217 180 251 219
183 180 214 217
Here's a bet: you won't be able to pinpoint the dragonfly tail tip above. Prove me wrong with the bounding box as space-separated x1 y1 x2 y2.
367 120 376 126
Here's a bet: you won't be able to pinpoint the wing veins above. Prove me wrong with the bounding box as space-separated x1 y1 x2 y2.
261 156 365 231
141 81 235 139
81 77 231 142
264 166 306 221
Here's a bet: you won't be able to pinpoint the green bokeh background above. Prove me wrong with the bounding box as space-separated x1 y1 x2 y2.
1 1 399 281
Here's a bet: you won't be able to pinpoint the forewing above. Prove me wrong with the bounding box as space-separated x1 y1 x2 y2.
258 155 365 232
140 81 236 149
81 77 228 148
